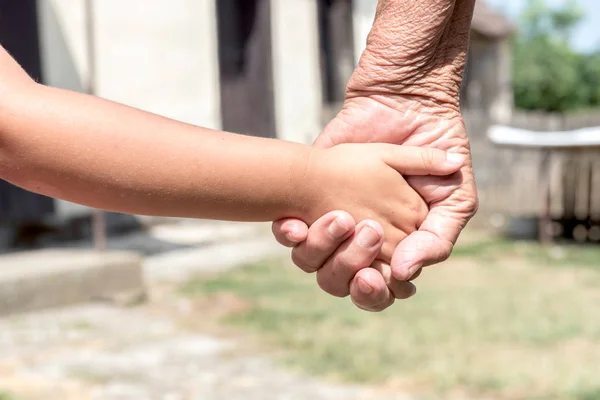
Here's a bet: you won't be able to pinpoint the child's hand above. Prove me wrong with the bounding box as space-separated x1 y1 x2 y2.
304 144 465 263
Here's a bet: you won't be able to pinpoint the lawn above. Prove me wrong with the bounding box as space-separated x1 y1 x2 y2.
180 233 600 400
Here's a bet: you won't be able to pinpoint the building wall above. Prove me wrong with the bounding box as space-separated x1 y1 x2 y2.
38 0 221 127
271 0 323 144
463 34 513 124
490 39 513 124
351 0 377 65
37 0 222 218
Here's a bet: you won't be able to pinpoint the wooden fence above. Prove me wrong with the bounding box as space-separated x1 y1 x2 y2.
322 104 600 240
465 110 600 242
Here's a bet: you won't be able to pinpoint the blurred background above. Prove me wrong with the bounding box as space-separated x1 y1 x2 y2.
0 0 599 399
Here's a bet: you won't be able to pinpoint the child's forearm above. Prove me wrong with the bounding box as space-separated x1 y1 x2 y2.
0 82 315 221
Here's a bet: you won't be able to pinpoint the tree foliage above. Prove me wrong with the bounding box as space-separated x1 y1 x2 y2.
512 0 599 112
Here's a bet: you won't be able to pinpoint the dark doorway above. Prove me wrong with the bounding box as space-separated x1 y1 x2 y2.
318 0 355 105
0 0 55 222
215 0 276 138
0 0 43 81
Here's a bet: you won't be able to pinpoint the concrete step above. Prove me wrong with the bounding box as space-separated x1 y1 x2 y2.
0 221 278 316
0 249 145 316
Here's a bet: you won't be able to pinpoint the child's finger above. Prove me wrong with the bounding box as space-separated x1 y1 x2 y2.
383 146 466 176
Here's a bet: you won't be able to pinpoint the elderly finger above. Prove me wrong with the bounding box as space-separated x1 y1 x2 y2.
291 211 355 273
316 220 383 297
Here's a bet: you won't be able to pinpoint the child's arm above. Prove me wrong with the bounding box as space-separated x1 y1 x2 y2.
0 47 317 221
0 47 463 254
1 82 311 221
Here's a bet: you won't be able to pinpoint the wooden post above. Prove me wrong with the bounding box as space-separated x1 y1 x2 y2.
539 150 552 245
587 155 593 225
317 0 355 105
85 0 107 252
215 0 276 139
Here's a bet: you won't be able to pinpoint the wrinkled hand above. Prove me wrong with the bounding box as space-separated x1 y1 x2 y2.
274 98 477 311
273 0 479 311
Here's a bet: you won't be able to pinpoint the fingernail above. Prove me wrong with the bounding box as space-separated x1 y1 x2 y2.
447 153 465 166
357 225 381 248
357 278 374 295
328 217 350 239
285 231 300 243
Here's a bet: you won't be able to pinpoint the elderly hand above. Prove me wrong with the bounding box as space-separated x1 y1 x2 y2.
273 0 478 311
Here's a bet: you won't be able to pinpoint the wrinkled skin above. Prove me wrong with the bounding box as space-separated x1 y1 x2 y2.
273 0 479 311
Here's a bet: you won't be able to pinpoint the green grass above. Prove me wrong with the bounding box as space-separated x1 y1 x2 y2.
452 236 600 268
69 320 95 331
179 235 600 400
0 392 17 400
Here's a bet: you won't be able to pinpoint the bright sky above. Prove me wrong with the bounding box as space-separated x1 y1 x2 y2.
486 0 600 53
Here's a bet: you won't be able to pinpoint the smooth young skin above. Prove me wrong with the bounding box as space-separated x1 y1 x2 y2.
273 0 479 311
0 46 464 262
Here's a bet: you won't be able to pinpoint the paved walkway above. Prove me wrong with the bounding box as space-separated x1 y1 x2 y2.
0 221 410 400
0 304 408 400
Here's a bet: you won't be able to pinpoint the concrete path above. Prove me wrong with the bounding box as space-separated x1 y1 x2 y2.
0 220 412 400
0 303 408 400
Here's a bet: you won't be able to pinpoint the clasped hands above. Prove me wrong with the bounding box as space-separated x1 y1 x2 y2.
271 0 479 311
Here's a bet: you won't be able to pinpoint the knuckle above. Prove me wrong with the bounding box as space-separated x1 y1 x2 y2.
291 250 320 273
319 257 370 297
463 182 480 216
404 197 428 227
420 149 436 169
461 195 479 218
439 251 451 263
467 195 480 216
437 243 453 263
317 272 349 298
308 236 337 254
337 249 372 275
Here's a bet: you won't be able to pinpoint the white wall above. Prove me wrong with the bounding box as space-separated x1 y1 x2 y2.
38 0 220 127
271 0 323 144
352 0 377 65
37 0 222 218
93 0 221 128
37 0 88 93
490 39 513 124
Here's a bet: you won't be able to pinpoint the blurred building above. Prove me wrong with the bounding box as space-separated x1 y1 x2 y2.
0 0 513 227
462 0 515 123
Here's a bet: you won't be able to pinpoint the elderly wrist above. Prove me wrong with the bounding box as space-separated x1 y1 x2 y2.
347 0 475 112
347 48 463 113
